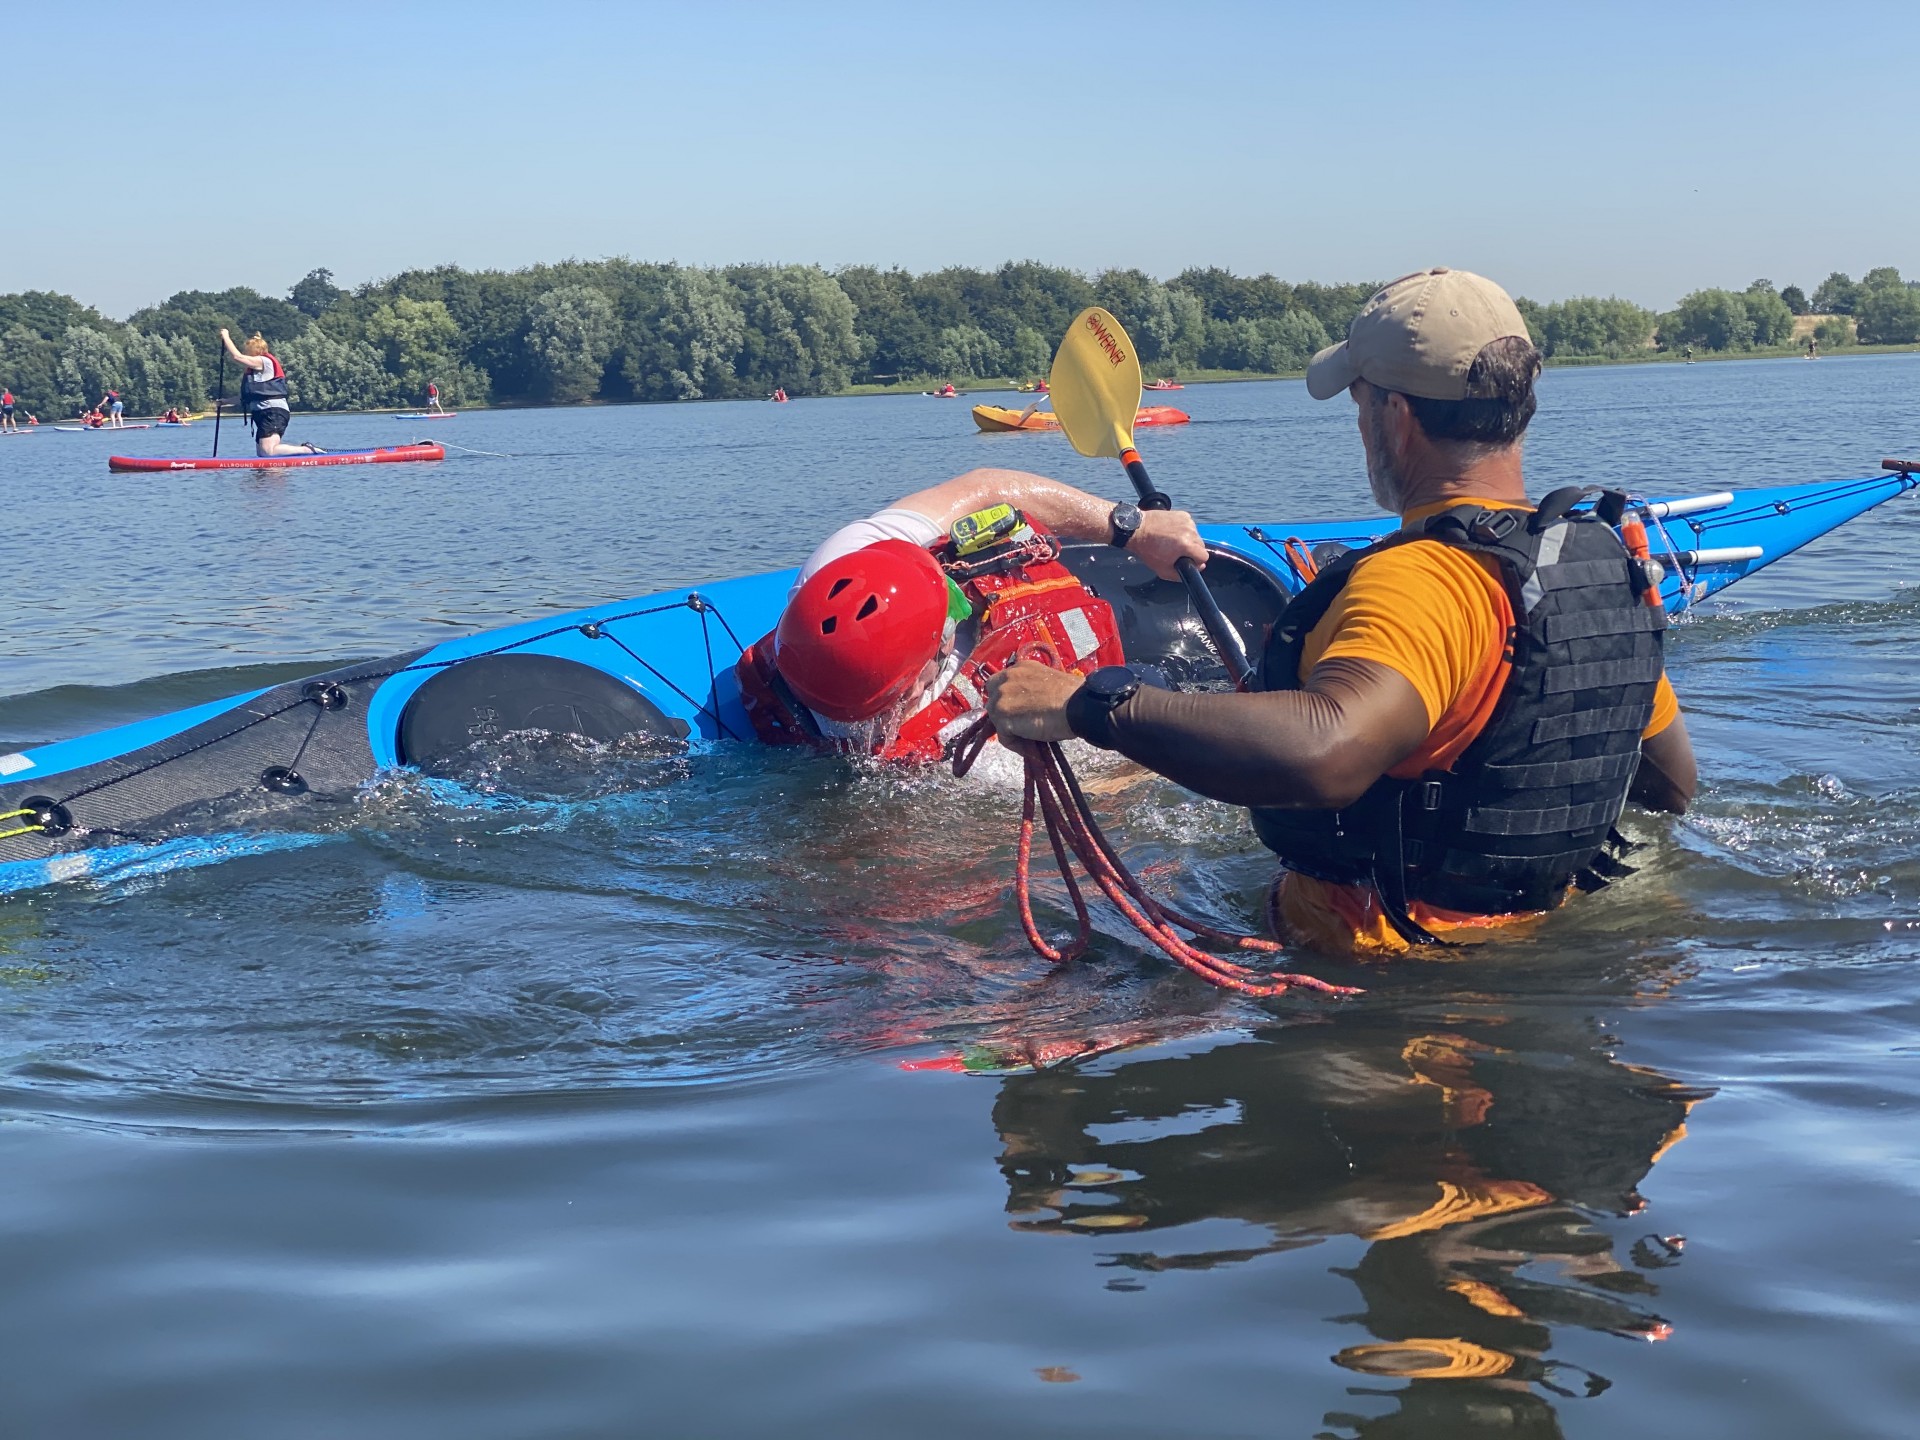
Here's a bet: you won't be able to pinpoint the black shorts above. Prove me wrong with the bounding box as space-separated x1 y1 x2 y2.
250 407 290 440
1 405 12 417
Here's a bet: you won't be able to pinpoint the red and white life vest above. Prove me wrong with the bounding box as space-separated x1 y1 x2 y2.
736 517 1125 763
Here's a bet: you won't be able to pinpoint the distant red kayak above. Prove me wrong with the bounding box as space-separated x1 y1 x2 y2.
108 444 446 473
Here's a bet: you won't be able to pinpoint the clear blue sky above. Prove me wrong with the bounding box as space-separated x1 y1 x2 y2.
7 0 1915 318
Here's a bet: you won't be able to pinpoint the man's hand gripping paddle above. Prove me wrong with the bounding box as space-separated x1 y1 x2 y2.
957 310 1356 999
1051 307 1253 687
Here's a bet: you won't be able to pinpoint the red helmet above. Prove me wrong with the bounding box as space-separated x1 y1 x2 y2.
776 540 950 722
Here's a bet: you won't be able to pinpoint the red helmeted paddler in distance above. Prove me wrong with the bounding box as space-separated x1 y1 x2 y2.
734 469 1211 762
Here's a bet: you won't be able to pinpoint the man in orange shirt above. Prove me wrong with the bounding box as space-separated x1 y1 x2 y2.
987 268 1697 956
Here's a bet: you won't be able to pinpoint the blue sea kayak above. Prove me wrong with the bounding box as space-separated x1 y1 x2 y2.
3 469 1915 891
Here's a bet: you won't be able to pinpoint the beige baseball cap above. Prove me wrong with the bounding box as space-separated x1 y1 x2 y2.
1305 267 1531 402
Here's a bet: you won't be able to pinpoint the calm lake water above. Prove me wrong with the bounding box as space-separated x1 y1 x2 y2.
2 360 1917 1438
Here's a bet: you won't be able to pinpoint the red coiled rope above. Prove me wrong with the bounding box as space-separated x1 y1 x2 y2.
954 721 1359 999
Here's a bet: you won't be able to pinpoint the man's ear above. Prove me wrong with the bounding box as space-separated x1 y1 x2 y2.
1380 389 1421 452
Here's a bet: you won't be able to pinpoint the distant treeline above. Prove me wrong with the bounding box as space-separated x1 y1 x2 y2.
2 261 1918 417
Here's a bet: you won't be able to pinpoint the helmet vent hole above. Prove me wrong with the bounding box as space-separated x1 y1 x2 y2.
856 595 880 621
827 578 853 598
820 616 837 634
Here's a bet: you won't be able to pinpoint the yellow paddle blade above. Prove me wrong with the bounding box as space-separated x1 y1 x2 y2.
1050 307 1144 459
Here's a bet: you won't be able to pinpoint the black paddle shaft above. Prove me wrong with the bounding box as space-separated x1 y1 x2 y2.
1121 451 1254 686
211 343 225 458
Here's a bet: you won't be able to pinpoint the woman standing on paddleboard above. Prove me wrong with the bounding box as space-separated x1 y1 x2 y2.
220 329 322 457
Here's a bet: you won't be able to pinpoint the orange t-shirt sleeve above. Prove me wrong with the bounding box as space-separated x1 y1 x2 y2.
1300 536 1679 760
1301 542 1513 774
1645 671 1678 737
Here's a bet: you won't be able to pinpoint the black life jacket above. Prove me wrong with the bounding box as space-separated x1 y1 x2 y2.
1250 492 1666 943
239 352 289 411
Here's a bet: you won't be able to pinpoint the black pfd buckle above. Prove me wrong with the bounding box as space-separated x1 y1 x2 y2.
1420 780 1444 811
1468 509 1520 545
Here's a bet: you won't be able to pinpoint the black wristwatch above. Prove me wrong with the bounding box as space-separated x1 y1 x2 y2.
1107 501 1144 549
1066 665 1141 750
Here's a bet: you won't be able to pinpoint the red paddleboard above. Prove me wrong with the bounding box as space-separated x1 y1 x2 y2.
108 444 445 473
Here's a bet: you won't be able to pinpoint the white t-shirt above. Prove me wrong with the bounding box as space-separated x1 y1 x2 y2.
240 353 289 412
791 507 945 597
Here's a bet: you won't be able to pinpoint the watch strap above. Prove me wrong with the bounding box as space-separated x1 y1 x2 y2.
1066 683 1122 750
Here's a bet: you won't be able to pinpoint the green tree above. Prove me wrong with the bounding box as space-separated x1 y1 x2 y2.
1662 290 1755 351
279 325 391 409
1811 271 1857 315
1287 280 1376 337
0 290 110 338
1855 282 1920 344
1257 309 1331 371
934 323 1001 379
1514 296 1546 349
365 296 484 404
289 268 346 319
1094 270 1206 371
836 264 937 380
122 330 208 414
1743 280 1795 346
625 266 747 400
1530 296 1656 358
1860 266 1905 292
525 284 617 402
1779 284 1809 315
1200 316 1263 370
728 265 860 395
1004 326 1053 380
0 323 63 415
56 326 128 412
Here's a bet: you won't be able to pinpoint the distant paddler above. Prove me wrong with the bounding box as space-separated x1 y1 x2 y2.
219 329 322 457
0 387 16 433
427 380 446 414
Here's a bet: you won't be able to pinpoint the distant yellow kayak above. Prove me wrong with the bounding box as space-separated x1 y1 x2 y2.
972 403 1190 433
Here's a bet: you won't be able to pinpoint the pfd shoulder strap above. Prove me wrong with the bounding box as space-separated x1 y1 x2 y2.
1259 531 1425 692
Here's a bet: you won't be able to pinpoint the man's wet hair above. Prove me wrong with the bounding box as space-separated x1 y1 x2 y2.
1402 336 1542 448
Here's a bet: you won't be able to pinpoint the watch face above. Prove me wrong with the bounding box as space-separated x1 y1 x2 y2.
1086 666 1138 701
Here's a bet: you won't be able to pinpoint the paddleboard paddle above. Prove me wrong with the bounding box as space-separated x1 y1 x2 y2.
1050 307 1253 686
211 337 224 458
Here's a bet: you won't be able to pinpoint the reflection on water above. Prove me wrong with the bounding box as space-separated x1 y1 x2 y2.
3 360 1919 1436
990 1005 1710 1435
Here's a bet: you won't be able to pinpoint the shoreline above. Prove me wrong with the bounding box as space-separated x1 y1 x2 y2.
199 342 1918 419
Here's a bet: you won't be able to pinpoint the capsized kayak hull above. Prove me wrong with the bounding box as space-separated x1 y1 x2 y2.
972 404 1191 433
3 472 1914 885
107 444 445 472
